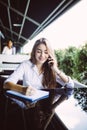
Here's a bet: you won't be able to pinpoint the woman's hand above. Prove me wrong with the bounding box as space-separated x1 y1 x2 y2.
47 55 59 72
25 86 37 96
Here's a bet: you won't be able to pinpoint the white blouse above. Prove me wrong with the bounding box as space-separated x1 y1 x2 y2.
5 60 74 89
2 46 13 55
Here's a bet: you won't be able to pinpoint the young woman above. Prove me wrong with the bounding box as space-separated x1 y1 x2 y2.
2 40 13 55
3 38 74 130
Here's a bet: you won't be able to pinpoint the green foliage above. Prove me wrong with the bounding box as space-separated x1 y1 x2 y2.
77 44 87 82
55 43 87 112
77 44 87 72
61 47 77 77
55 50 64 67
55 43 87 83
74 88 87 112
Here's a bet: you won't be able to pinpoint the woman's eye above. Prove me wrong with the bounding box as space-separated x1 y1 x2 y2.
36 49 41 53
37 51 41 53
44 51 48 54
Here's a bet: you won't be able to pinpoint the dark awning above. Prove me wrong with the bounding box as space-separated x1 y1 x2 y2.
0 0 80 49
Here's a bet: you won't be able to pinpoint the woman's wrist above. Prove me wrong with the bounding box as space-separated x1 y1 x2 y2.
22 87 28 94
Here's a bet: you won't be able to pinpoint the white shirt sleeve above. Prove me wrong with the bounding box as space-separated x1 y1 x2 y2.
5 62 25 84
2 46 7 54
2 46 13 55
56 75 74 88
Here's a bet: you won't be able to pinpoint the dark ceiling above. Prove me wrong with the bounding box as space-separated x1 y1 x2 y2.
0 0 80 50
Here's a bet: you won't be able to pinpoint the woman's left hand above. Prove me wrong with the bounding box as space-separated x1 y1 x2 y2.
48 56 59 71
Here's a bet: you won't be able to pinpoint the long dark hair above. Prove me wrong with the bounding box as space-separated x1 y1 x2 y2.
30 38 57 88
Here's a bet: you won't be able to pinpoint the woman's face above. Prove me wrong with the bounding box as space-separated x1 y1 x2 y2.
35 43 49 65
8 41 13 48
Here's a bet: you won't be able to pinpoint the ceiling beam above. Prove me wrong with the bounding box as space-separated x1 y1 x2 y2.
0 19 7 38
0 1 40 26
18 0 30 40
31 0 75 39
0 24 28 44
29 0 66 39
29 0 80 40
7 0 13 39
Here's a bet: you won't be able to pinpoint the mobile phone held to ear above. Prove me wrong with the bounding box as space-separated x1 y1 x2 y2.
47 56 53 67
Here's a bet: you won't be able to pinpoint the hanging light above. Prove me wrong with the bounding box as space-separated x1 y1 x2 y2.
13 24 22 27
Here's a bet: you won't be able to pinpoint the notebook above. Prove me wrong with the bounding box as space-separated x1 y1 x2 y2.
6 89 49 103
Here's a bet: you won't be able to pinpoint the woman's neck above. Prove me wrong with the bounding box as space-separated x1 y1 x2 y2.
36 63 43 74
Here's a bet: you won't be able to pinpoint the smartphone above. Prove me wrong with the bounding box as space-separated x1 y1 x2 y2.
47 56 53 67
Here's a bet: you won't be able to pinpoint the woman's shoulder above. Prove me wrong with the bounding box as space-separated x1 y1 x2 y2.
21 59 33 67
3 46 8 49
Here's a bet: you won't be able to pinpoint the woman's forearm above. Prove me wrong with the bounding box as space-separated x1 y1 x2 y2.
51 62 69 83
56 69 69 83
3 82 27 94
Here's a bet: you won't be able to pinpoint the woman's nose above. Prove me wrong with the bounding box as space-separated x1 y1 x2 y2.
41 52 45 57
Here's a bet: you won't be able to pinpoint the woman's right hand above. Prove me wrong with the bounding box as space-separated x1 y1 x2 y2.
25 86 37 96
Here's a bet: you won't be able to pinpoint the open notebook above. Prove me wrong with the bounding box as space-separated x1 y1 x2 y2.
6 89 49 103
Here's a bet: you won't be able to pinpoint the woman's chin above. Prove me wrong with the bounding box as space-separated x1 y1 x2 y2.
38 61 45 64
